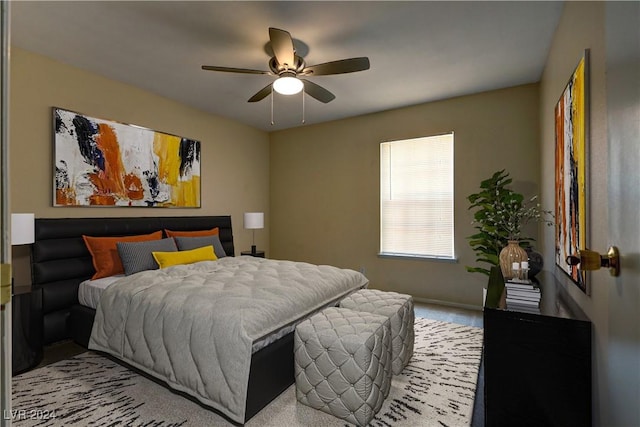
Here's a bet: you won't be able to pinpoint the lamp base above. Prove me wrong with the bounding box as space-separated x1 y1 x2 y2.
251 245 257 255
241 249 265 258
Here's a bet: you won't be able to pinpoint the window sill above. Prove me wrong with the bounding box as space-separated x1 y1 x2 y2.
377 253 458 263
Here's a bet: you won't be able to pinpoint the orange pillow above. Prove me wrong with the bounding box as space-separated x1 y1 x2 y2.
164 227 219 238
83 231 163 279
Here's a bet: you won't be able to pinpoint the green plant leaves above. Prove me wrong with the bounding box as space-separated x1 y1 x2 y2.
465 170 552 276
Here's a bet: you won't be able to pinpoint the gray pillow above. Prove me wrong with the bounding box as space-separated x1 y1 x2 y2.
117 238 178 275
174 235 227 258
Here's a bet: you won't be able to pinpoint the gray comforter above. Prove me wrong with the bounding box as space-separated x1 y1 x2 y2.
88 256 368 423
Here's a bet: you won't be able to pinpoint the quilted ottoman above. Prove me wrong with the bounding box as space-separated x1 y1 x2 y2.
340 289 415 374
294 307 392 426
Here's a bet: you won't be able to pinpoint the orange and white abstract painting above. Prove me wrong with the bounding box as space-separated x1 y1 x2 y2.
54 108 200 208
555 51 588 293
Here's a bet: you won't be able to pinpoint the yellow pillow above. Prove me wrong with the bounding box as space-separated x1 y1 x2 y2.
152 245 217 268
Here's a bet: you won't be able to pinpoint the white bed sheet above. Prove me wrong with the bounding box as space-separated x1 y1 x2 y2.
78 275 123 309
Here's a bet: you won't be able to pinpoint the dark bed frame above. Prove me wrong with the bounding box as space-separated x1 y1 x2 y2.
31 216 294 424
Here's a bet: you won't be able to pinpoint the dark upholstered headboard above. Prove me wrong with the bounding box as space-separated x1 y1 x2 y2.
32 216 234 345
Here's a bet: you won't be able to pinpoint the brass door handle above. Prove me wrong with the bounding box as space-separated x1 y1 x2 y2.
566 246 620 276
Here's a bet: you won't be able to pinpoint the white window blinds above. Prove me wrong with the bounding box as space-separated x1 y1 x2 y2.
380 133 454 259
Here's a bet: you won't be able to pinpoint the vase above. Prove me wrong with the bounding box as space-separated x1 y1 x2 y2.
499 240 528 280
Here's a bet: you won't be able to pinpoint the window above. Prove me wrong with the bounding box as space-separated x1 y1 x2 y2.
380 133 454 259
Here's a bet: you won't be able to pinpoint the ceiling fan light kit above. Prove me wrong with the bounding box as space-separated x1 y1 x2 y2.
273 73 303 95
202 27 370 122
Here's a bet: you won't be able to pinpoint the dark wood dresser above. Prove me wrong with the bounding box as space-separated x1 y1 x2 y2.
483 270 592 427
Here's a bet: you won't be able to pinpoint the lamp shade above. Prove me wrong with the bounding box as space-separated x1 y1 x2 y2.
244 212 264 230
11 213 35 245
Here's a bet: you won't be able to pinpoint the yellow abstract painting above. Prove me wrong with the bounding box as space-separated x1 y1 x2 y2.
555 51 588 293
54 108 201 208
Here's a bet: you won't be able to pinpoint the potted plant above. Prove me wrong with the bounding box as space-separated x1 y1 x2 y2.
466 170 553 278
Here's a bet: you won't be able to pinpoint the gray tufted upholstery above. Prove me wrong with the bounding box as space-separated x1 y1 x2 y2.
294 307 392 426
340 289 415 375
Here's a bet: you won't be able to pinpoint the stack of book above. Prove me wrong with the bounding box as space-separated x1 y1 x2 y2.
505 279 541 313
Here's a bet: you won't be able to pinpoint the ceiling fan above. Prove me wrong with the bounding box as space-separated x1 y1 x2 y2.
202 27 370 104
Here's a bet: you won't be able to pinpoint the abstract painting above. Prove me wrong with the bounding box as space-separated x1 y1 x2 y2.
555 50 588 293
54 108 200 207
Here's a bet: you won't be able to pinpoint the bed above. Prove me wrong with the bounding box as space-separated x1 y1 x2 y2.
31 216 367 423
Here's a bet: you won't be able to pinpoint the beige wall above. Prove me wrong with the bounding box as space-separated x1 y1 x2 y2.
270 84 540 308
540 2 640 426
539 1 607 320
10 48 270 283
538 1 606 422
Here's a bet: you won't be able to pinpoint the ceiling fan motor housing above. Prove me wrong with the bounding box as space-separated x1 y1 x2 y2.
269 56 306 75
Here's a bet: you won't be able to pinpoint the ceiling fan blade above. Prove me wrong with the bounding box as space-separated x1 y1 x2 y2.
248 84 273 103
301 79 335 103
301 57 370 76
269 27 296 69
202 65 271 75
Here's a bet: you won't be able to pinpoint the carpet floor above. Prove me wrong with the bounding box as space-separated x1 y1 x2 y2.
12 318 483 426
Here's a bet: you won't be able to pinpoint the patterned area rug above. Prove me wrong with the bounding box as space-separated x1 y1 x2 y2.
11 318 483 426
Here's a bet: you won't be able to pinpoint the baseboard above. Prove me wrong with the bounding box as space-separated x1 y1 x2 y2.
413 296 483 312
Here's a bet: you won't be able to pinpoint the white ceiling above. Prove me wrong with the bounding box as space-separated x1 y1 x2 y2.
10 1 563 132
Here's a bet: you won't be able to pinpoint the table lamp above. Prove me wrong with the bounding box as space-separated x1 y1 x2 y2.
11 213 35 292
243 212 264 255
11 213 35 246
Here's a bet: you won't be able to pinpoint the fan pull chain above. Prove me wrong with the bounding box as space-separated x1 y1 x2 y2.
270 85 275 126
302 86 306 124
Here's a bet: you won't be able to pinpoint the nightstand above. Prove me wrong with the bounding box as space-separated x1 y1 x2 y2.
12 285 43 375
241 250 265 258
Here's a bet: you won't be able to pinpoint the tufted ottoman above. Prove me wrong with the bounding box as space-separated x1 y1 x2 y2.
294 307 392 426
340 289 414 375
